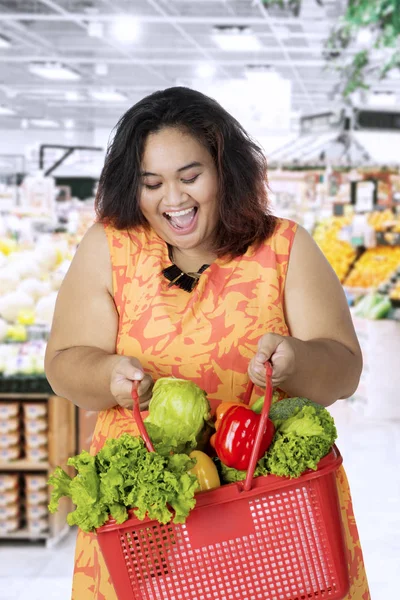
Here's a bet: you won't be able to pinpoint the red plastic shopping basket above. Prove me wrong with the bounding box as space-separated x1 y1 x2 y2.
97 366 350 600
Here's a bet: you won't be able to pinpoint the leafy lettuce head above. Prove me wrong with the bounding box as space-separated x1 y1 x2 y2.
144 378 210 453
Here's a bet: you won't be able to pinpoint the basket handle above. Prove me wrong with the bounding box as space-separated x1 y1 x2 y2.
243 362 273 492
131 383 155 452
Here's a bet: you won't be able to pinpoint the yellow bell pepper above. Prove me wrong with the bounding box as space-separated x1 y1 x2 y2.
189 450 221 492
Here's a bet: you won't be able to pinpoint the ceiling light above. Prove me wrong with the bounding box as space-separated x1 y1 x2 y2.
0 105 16 116
356 29 373 47
388 68 400 80
246 65 274 80
90 89 127 102
368 91 397 107
21 119 29 129
111 17 140 43
196 62 217 78
30 118 60 128
64 119 75 129
213 26 262 52
65 91 81 101
95 63 108 76
273 25 291 40
0 34 11 49
87 21 104 38
29 62 81 81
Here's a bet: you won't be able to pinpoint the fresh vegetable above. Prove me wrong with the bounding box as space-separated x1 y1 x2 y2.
268 396 325 425
250 390 280 414
215 402 242 430
214 405 275 471
263 403 337 478
354 293 392 320
216 397 337 482
144 377 210 454
48 434 199 532
189 451 221 491
215 458 267 484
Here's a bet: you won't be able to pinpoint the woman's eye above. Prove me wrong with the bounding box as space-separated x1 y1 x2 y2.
144 183 162 190
182 175 199 184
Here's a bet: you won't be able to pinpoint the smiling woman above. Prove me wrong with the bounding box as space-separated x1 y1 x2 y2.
139 128 220 269
95 86 276 265
44 86 369 599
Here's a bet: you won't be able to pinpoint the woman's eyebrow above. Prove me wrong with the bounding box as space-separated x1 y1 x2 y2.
141 161 203 177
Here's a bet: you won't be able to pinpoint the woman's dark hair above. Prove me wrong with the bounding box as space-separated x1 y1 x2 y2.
96 86 276 257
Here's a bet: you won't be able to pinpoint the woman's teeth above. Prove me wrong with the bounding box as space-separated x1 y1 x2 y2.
164 207 195 218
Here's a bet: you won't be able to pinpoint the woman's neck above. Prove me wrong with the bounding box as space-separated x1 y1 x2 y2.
170 245 217 273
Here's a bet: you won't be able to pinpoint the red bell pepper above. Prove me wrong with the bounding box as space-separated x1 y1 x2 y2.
214 405 275 471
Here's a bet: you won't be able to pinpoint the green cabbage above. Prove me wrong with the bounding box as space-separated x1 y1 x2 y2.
144 377 210 454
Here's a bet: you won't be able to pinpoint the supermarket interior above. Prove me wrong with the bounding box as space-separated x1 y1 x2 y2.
0 1 400 599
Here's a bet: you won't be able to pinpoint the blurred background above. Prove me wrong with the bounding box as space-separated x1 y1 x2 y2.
0 1 399 598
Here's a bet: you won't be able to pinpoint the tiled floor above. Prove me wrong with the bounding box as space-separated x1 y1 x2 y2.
0 400 398 600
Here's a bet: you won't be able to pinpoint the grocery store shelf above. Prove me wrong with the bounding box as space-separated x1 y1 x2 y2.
0 528 49 540
0 393 51 400
0 460 49 471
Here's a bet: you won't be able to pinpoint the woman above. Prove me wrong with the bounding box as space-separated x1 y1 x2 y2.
45 87 369 599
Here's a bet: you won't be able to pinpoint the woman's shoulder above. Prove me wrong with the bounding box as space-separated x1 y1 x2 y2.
260 217 298 254
101 221 158 251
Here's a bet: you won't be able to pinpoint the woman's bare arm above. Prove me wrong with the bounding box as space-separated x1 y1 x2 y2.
249 225 362 406
45 223 150 411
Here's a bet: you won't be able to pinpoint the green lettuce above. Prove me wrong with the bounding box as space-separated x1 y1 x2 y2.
216 459 267 484
263 405 337 478
48 434 199 532
144 377 210 454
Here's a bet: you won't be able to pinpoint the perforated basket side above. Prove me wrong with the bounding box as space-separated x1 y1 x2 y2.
97 468 349 600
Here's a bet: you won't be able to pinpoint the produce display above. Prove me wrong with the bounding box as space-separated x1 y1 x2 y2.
0 341 46 378
0 235 74 342
354 293 392 320
313 217 356 282
48 377 338 533
390 281 400 301
344 246 400 289
368 209 400 232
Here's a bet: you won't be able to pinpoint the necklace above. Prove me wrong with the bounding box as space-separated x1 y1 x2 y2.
162 246 209 292
162 263 209 292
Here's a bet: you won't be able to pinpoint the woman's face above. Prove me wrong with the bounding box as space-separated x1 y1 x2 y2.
139 127 219 253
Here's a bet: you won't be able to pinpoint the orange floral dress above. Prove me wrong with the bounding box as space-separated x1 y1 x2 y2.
72 218 370 599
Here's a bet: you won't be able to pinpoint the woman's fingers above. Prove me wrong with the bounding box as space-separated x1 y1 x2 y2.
110 356 153 409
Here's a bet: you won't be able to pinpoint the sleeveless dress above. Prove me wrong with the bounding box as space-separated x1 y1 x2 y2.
71 218 370 600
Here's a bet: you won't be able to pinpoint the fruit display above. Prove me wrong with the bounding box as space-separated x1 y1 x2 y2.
368 209 400 232
313 217 357 282
389 281 400 301
0 236 73 341
344 246 400 289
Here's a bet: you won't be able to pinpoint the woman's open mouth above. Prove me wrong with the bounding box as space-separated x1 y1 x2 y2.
163 206 198 234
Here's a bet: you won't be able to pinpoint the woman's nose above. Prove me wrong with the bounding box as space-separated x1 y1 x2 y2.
164 184 187 207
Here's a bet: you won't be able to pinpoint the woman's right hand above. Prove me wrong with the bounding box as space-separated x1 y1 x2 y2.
110 356 154 410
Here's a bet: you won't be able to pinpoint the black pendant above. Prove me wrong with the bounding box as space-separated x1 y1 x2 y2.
162 263 209 292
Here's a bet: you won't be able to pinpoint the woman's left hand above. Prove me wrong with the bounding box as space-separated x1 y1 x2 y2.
248 333 296 389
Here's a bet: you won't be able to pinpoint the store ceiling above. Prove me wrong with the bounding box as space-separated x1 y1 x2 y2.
0 0 397 133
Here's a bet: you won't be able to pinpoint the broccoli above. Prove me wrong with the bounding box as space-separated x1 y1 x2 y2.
268 397 325 426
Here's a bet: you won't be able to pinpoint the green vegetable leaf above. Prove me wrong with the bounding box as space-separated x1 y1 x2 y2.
47 467 72 513
263 403 337 478
48 433 199 532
